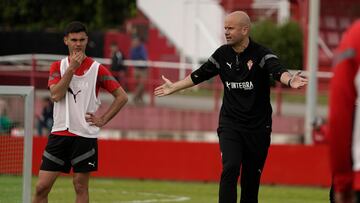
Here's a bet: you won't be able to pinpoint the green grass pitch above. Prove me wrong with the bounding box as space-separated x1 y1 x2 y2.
0 175 330 203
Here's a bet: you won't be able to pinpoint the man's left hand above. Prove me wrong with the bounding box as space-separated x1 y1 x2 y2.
85 112 106 127
290 71 308 89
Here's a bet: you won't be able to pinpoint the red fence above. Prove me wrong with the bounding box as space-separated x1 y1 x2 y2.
98 105 304 135
30 136 331 186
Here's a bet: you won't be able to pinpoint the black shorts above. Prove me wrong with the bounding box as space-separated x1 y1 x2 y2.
40 134 98 173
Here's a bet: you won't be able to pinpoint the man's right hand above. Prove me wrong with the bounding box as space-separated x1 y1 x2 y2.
69 51 86 70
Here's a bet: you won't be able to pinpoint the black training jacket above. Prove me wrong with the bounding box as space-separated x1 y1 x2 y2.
191 39 288 132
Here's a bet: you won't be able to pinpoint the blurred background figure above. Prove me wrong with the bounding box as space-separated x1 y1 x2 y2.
36 97 53 136
328 19 360 203
0 99 13 135
312 116 329 145
110 42 127 89
130 36 148 105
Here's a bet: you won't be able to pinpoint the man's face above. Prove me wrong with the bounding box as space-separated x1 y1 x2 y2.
224 16 248 45
131 38 140 48
64 32 88 54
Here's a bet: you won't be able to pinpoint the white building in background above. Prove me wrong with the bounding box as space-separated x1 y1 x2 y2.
137 0 224 70
137 0 290 71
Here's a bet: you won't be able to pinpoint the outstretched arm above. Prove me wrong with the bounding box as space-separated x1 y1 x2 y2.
280 71 308 89
154 75 195 97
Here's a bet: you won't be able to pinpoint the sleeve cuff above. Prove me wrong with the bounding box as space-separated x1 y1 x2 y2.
190 71 202 85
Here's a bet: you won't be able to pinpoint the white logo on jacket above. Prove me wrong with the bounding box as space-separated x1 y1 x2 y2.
226 62 232 69
225 81 254 90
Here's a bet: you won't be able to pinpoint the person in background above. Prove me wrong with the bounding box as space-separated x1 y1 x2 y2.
328 19 360 203
130 36 148 105
0 105 15 135
110 42 127 88
312 117 329 144
32 21 128 203
36 97 54 136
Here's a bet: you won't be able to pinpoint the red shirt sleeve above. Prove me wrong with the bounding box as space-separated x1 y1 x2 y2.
96 64 121 94
48 61 61 87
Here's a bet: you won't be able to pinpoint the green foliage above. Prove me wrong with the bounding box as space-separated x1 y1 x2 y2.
0 0 137 31
251 20 303 70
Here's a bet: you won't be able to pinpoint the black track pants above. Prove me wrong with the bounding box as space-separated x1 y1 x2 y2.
218 127 271 203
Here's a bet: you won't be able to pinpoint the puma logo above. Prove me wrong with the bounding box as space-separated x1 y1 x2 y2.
226 62 232 69
88 162 95 167
68 88 81 103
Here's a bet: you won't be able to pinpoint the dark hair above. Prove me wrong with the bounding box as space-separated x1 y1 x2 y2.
64 21 88 36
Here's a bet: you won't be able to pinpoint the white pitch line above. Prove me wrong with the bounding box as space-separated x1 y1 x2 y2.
52 188 191 203
51 188 191 203
113 190 191 203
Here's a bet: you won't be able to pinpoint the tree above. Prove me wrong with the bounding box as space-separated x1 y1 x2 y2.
251 20 303 70
0 0 136 31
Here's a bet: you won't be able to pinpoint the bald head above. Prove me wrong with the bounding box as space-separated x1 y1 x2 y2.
226 11 251 28
224 11 251 50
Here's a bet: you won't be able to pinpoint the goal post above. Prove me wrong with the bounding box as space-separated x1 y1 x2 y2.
0 85 34 203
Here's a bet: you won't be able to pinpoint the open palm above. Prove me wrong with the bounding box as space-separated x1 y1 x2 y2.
154 75 174 97
290 71 308 89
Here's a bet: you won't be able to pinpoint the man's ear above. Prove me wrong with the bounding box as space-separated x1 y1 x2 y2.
64 36 68 46
242 26 249 35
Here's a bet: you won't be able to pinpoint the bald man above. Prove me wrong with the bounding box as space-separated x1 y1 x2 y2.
155 11 307 203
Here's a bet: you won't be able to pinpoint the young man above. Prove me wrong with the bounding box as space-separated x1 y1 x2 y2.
328 19 360 203
32 21 128 203
155 11 307 203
